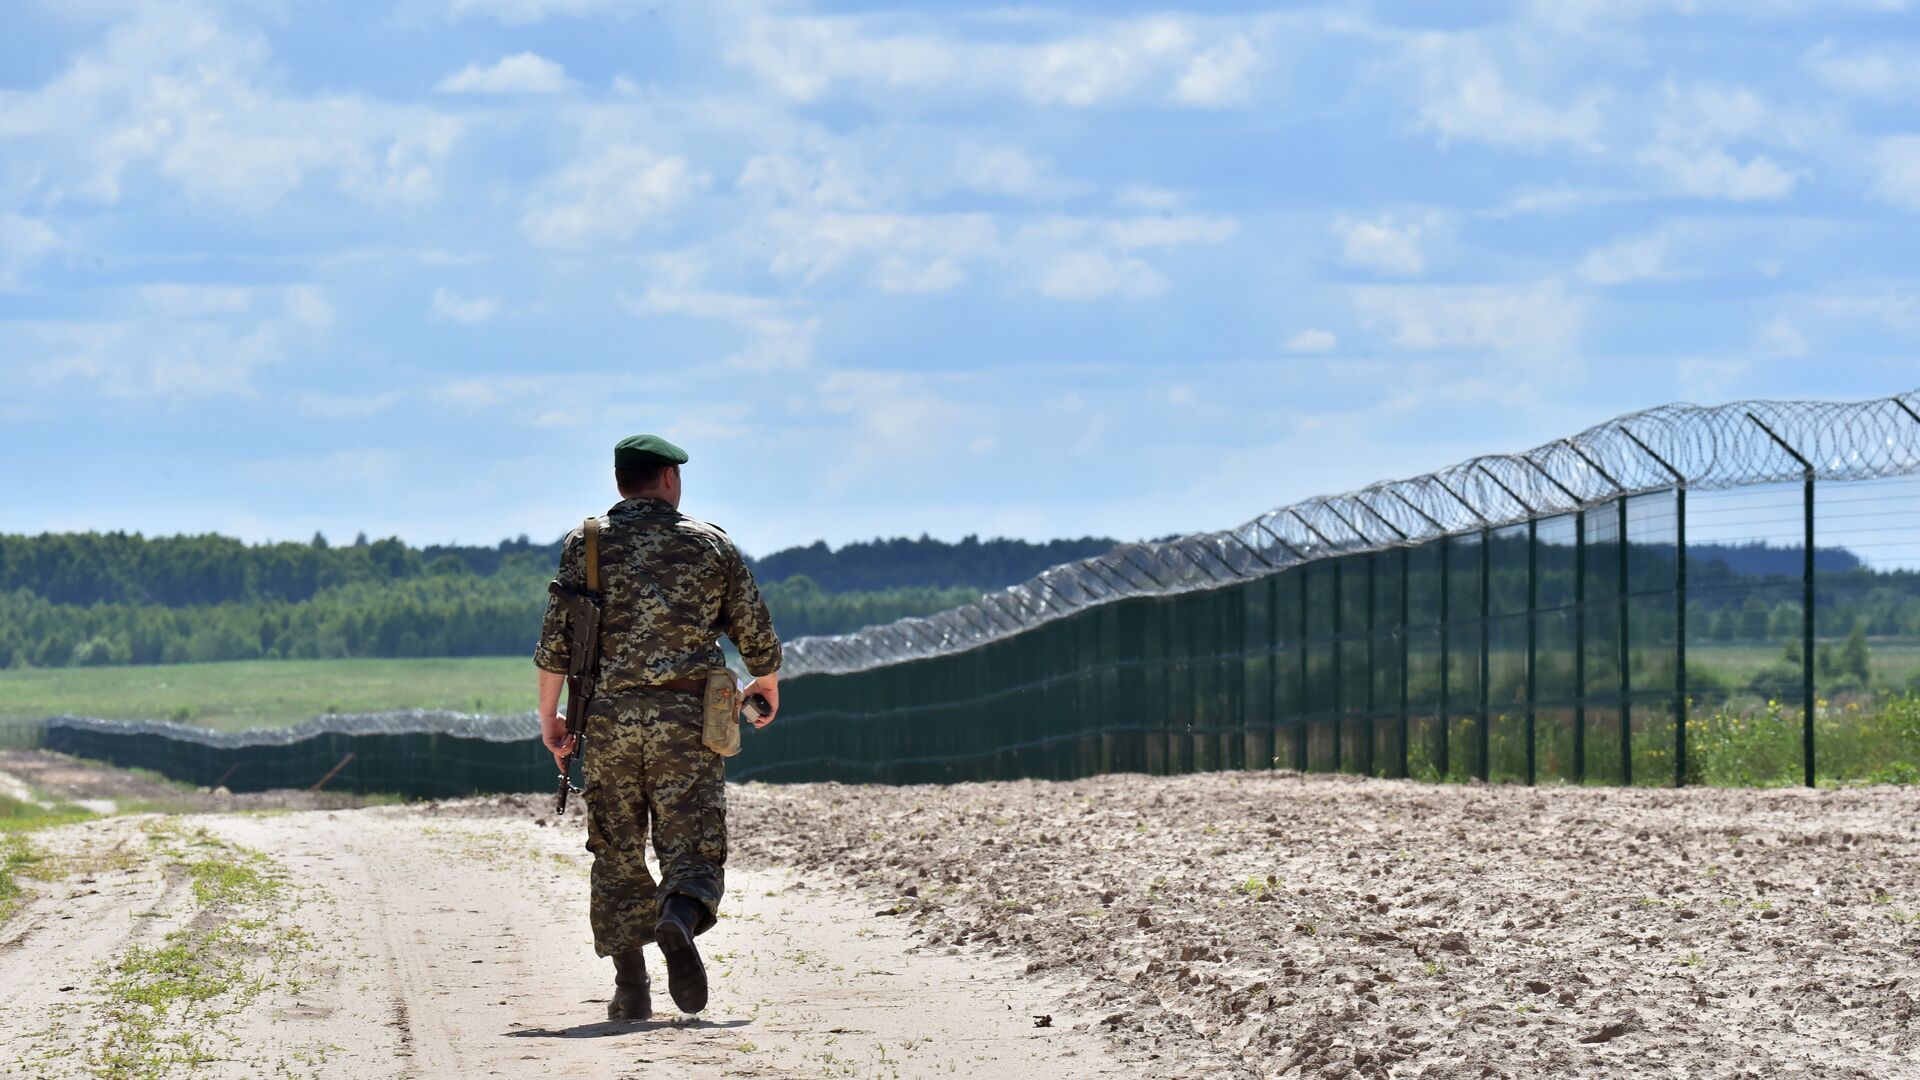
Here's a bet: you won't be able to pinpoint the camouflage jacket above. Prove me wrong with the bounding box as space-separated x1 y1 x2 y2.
534 497 782 689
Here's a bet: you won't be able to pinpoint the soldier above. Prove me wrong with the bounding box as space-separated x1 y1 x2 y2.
534 434 782 1021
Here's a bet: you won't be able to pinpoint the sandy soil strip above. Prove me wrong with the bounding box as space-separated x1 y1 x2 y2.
735 773 1920 1079
2 806 1129 1079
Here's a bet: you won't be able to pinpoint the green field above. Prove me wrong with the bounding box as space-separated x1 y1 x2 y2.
0 658 534 732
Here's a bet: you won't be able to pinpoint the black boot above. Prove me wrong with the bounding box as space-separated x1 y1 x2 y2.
654 895 709 1015
607 949 651 1021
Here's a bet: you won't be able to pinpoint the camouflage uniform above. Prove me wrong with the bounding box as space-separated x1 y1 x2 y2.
534 496 781 957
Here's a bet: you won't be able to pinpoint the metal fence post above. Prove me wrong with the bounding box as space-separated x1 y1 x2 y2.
1746 412 1817 788
1619 496 1632 787
1803 471 1815 787
1574 509 1586 783
1479 526 1492 782
1620 427 1688 788
1333 558 1344 774
1676 487 1688 786
1366 553 1377 777
1526 518 1538 786
1439 538 1451 779
1297 572 1309 772
1399 546 1411 779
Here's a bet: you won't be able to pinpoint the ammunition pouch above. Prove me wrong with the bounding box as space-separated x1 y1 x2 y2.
701 670 742 757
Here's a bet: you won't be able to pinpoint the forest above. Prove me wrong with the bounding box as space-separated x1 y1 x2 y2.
5 530 1918 678
0 530 1101 669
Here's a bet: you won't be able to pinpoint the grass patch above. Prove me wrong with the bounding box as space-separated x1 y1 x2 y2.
0 657 533 732
1 832 36 924
1688 692 1920 787
0 798 96 924
90 833 305 1079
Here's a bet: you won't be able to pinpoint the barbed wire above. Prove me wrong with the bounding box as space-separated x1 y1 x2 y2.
781 389 1920 677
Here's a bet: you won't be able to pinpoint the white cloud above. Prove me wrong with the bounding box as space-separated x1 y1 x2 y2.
1635 82 1807 201
431 287 498 324
1756 316 1807 357
1804 40 1920 98
1040 251 1168 300
666 417 751 443
1024 18 1197 106
1284 329 1338 353
1639 145 1797 201
622 289 785 321
809 371 980 463
296 390 404 419
131 284 252 317
0 285 333 400
1171 37 1259 107
1675 359 1755 400
430 375 550 409
521 144 707 249
737 151 880 209
1577 232 1669 284
449 0 617 23
437 52 573 95
1526 0 1911 28
1872 136 1920 211
726 16 964 102
875 256 967 294
727 13 1265 110
1352 281 1582 352
726 317 818 372
0 7 460 210
1332 214 1438 276
1483 188 1638 217
0 214 60 288
1113 185 1184 211
1105 214 1238 248
1402 36 1607 150
950 145 1063 200
762 211 1001 288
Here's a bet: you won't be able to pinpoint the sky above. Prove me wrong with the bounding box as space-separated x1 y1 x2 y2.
1 0 1917 558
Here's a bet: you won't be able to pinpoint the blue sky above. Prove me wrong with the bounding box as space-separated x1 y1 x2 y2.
2 0 1917 557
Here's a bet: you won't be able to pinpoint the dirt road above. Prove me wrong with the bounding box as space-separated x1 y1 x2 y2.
10 762 1920 1078
0 804 1127 1079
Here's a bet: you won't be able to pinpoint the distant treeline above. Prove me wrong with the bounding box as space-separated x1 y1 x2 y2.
4 530 1910 673
0 529 1057 669
0 531 1118 607
749 535 1119 591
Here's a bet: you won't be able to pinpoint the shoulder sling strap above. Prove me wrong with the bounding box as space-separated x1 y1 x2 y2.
583 516 601 592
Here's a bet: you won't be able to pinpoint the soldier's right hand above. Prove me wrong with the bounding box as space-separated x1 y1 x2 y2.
541 711 575 768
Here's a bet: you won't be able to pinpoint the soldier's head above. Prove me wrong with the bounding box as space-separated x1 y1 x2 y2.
613 434 690 509
616 462 680 507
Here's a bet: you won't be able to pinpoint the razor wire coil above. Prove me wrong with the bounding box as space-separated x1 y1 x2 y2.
778 390 1920 677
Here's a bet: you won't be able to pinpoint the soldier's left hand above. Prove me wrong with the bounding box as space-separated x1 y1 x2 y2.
742 673 780 727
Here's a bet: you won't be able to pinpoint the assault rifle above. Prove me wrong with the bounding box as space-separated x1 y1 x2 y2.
550 516 605 814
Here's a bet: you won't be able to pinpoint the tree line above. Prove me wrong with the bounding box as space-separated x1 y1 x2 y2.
0 570 981 670
0 530 1119 608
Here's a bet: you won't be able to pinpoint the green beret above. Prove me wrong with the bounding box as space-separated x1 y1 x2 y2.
614 434 689 469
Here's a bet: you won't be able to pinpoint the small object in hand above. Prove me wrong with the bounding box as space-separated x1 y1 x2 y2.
744 693 772 720
1032 1014 1052 1028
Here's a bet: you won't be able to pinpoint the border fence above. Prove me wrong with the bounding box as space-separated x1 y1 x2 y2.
744 390 1920 788
9 390 1920 794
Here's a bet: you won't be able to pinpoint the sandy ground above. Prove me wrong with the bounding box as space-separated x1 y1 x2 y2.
0 748 383 814
734 773 1920 1079
5 758 1920 1078
0 794 1125 1079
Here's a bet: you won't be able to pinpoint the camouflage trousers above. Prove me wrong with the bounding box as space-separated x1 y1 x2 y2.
581 688 726 957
